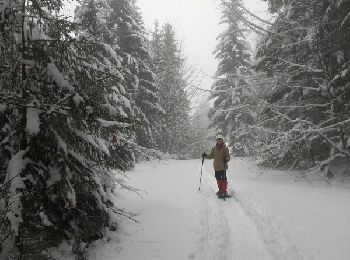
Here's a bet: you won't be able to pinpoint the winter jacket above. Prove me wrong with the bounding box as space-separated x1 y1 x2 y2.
206 144 230 172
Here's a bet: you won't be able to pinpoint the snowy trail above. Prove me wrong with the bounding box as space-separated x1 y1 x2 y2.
86 159 350 260
197 170 270 260
198 163 304 260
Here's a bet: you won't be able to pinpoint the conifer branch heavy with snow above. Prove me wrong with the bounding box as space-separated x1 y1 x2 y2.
0 0 152 258
209 0 349 172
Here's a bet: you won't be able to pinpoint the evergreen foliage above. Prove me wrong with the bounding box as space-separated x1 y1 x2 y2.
210 0 350 172
106 0 164 149
0 0 141 258
254 0 350 169
76 0 163 150
150 22 192 155
209 0 256 156
0 0 193 257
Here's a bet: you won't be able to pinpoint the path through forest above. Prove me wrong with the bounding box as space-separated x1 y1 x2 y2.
84 158 350 260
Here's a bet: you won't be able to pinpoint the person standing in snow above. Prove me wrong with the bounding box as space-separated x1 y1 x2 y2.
202 135 230 197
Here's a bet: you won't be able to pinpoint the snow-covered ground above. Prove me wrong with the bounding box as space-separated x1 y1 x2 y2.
59 158 350 260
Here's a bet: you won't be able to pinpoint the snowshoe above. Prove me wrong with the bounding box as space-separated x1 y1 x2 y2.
217 192 232 199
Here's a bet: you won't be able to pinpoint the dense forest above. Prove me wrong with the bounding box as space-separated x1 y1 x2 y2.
0 0 349 259
210 0 350 172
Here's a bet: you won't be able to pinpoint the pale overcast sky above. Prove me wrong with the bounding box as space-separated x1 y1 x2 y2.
137 0 270 90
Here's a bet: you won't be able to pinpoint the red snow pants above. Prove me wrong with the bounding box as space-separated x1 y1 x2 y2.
215 171 228 193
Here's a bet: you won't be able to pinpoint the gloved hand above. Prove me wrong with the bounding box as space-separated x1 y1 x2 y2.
202 152 207 158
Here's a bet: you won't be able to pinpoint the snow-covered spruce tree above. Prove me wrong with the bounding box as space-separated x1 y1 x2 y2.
209 0 256 156
0 1 136 258
105 0 163 150
150 23 192 155
254 0 325 168
74 0 138 127
255 0 350 169
318 0 350 168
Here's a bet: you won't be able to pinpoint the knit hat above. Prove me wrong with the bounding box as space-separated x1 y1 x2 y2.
216 134 224 140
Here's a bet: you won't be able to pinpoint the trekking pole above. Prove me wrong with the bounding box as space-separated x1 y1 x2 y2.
198 157 205 191
223 168 227 201
223 160 228 200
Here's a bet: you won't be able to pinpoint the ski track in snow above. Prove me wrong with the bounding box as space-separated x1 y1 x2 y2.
197 163 306 260
86 159 320 260
197 178 269 260
229 184 308 260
